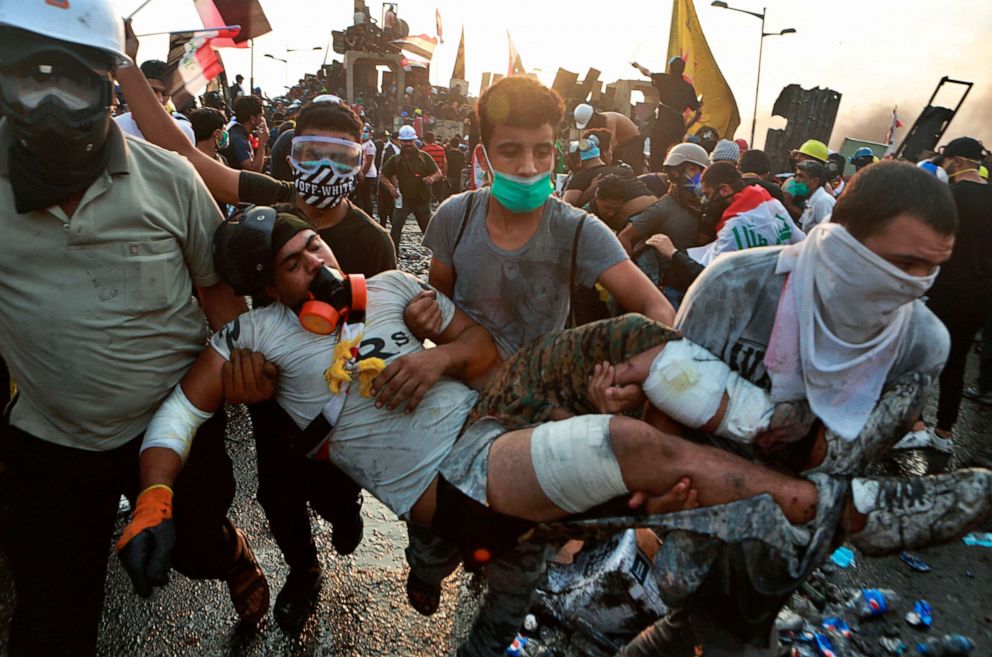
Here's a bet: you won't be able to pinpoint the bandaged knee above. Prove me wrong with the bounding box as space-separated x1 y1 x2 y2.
530 415 628 514
140 385 214 463
643 339 773 443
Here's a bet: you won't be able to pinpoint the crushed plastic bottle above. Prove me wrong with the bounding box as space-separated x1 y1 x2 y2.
846 588 898 618
905 600 933 628
879 636 909 654
899 552 931 572
506 614 540 656
915 634 975 655
822 617 853 639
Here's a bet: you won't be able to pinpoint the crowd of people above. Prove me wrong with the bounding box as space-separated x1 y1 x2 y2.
1 1 992 656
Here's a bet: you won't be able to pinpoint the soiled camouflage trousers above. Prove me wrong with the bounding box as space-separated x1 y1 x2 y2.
407 315 680 657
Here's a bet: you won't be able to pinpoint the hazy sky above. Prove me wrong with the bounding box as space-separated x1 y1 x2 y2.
121 0 991 150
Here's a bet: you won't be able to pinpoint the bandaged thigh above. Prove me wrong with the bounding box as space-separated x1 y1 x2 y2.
643 339 773 443
529 415 628 514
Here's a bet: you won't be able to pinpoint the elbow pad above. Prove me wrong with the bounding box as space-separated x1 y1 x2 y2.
643 338 773 443
140 385 214 463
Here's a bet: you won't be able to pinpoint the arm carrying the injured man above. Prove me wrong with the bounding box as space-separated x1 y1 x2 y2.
368 271 499 412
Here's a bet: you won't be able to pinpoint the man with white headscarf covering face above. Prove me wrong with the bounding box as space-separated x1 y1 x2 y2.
620 161 983 655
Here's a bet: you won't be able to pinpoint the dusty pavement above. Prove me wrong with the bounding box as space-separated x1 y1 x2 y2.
0 223 991 656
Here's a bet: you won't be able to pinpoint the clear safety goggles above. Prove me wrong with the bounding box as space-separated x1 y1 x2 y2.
0 58 110 112
289 135 364 176
568 136 599 154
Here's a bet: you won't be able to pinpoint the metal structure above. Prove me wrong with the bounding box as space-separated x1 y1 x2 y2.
764 84 842 173
895 76 973 162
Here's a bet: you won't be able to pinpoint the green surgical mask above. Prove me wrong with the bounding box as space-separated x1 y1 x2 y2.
784 178 809 198
483 148 554 213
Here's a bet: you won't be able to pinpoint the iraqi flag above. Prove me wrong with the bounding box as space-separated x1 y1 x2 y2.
194 0 271 46
882 106 904 156
392 34 438 61
165 27 235 109
507 31 525 76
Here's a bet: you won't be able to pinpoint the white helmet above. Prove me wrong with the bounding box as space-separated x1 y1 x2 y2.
397 125 418 141
0 0 131 68
663 143 710 168
574 103 594 130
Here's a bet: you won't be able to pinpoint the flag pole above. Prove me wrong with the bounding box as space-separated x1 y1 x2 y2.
136 25 241 39
250 38 255 95
127 0 154 20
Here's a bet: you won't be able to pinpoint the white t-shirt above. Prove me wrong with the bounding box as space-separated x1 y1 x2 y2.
363 139 378 178
209 270 478 517
799 186 836 233
114 111 196 145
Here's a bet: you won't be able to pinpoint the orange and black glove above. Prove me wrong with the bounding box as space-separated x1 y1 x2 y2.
116 485 175 598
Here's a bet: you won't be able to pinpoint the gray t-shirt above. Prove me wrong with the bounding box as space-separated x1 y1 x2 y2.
209 270 478 518
675 247 949 391
423 189 628 358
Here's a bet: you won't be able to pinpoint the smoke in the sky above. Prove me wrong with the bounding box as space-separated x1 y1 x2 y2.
829 86 991 151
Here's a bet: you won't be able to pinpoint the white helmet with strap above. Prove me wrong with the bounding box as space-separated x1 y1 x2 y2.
0 0 131 68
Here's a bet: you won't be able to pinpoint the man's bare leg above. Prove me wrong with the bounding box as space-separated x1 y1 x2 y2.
486 416 818 524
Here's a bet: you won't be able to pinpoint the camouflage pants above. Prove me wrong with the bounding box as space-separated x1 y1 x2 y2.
470 314 681 427
408 315 681 656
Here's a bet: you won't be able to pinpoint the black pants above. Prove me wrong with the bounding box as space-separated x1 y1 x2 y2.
377 184 395 227
0 409 236 657
650 104 688 172
927 291 992 431
357 176 377 217
250 400 362 571
390 202 432 252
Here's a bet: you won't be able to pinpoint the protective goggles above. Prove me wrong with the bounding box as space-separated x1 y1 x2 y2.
289 135 363 176
567 136 599 154
0 55 111 113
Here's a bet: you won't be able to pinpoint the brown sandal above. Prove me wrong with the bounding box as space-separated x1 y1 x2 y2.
227 528 270 625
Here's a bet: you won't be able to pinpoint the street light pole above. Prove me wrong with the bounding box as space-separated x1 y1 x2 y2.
752 8 766 147
711 2 795 147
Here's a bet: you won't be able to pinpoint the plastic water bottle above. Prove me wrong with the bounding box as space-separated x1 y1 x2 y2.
845 588 898 618
505 614 538 656
395 188 403 209
916 634 975 655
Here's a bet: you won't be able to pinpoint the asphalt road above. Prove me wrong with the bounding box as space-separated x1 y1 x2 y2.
1 225 990 656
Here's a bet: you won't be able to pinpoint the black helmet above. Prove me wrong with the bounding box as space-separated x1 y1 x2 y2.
213 206 277 295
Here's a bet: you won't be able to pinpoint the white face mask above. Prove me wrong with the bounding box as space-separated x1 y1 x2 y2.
812 224 937 343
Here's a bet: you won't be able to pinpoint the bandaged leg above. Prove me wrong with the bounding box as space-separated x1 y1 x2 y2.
643 339 773 443
529 415 629 514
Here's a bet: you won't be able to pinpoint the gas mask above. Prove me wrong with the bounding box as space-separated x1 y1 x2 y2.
297 266 368 335
0 48 114 170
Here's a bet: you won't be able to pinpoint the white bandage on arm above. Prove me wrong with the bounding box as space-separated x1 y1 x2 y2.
140 385 214 463
529 415 629 514
643 338 773 443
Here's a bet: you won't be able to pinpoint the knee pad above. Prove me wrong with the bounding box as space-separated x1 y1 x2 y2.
530 415 629 514
643 339 773 443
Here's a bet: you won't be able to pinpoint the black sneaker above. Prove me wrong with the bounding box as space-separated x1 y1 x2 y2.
331 512 364 556
274 564 322 631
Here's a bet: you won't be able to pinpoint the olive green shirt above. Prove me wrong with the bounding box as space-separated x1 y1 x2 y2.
0 120 223 450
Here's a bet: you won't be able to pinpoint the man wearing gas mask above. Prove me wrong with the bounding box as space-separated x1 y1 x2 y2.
114 37 396 629
0 1 261 653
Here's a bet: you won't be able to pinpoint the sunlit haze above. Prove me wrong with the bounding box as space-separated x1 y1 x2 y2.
120 0 991 150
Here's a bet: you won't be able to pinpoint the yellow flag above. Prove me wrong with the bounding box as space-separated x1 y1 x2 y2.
667 0 741 140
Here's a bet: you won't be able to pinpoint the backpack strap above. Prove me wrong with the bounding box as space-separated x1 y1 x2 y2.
568 214 588 327
452 192 476 254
